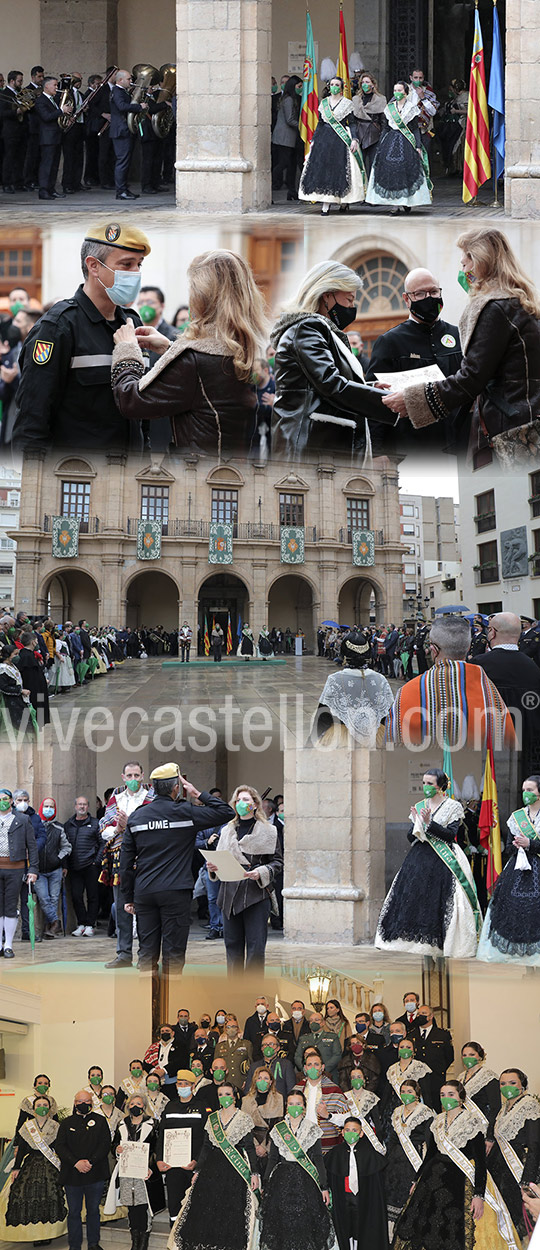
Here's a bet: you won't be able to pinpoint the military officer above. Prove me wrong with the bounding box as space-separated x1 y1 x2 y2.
12 221 150 452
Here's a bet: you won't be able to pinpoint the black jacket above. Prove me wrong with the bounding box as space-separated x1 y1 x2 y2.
0 813 38 873
55 1110 112 1185
120 792 235 901
270 311 393 459
472 648 540 734
407 1022 454 1079
109 84 143 139
39 818 69 873
0 86 28 138
34 91 63 145
64 814 101 870
155 1097 206 1165
366 315 463 453
13 286 143 452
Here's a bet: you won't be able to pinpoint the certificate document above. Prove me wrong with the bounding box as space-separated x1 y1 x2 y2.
118 1141 149 1179
164 1127 192 1167
375 364 445 388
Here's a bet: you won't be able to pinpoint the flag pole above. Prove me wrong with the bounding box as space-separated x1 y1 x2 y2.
490 0 500 208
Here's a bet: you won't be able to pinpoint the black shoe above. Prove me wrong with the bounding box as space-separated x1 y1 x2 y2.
25 183 36 190
287 192 298 201
3 186 15 193
88 1244 105 1250
141 186 158 194
338 204 350 213
4 948 14 958
205 929 222 940
38 190 54 199
116 190 139 199
21 935 30 942
101 183 115 190
153 184 169 192
104 957 133 968
51 191 67 198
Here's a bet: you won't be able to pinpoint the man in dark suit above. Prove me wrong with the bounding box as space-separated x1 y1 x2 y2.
0 70 27 192
84 73 115 188
23 66 44 189
408 1005 454 1109
136 284 177 450
35 76 71 199
472 611 540 777
519 616 540 669
173 1007 197 1065
281 1000 311 1067
109 68 148 199
395 991 420 1029
243 996 270 1060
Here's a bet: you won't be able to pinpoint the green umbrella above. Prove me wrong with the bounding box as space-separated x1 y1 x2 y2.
27 886 36 954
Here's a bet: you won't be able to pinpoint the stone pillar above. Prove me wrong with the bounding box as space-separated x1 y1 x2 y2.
181 557 198 633
505 0 540 217
175 0 272 212
316 463 338 544
283 734 387 945
40 0 119 80
252 559 268 642
354 0 389 91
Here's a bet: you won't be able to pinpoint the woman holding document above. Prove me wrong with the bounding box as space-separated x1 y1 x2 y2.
105 1095 163 1250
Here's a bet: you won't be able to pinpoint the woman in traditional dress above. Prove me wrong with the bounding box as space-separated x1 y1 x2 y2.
366 82 432 213
315 630 393 749
257 629 274 661
258 1091 335 1250
393 1080 521 1250
0 644 33 730
457 1044 501 1142
207 785 282 974
380 1037 432 1140
170 1082 260 1250
97 1084 125 1138
340 1065 384 1142
299 76 366 215
15 1075 58 1131
477 776 540 964
238 625 255 661
49 633 76 694
375 768 481 958
3 1095 67 1242
117 1061 148 1111
326 1115 389 1250
351 72 387 177
487 1068 540 1243
385 1079 435 1232
105 1094 163 1250
143 1075 169 1123
241 1067 283 1167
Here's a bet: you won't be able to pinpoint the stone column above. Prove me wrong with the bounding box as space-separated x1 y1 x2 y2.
505 0 540 217
40 0 119 80
354 0 389 90
175 0 272 212
283 735 387 945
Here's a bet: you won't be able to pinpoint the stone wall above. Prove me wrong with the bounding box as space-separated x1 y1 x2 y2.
505 0 540 217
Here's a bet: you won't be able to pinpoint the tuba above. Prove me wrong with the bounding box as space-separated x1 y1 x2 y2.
13 87 38 120
151 63 176 138
127 64 161 134
57 74 76 130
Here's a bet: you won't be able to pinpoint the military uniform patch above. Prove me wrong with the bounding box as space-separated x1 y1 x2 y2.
441 334 456 348
105 223 121 243
33 340 54 365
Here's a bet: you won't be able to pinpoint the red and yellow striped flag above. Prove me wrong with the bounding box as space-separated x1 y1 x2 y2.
337 2 351 100
462 3 491 203
226 612 233 654
478 730 502 895
204 613 210 657
299 10 319 155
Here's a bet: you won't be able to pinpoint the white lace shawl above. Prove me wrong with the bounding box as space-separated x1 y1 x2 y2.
458 1065 498 1097
205 1109 254 1147
319 96 354 123
384 87 422 129
391 1102 435 1135
495 1094 540 1141
269 1116 322 1161
319 669 393 746
432 1107 485 1151
387 1059 431 1089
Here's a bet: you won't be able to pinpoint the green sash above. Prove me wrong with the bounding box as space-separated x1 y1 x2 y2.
387 100 433 192
207 1112 257 1198
414 802 482 937
512 807 540 842
273 1120 322 1190
320 98 367 189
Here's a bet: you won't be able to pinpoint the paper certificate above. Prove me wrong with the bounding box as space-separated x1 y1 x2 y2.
164 1127 192 1167
118 1141 149 1179
375 364 445 389
200 850 246 881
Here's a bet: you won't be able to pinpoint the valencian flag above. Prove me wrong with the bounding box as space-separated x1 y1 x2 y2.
204 613 210 657
442 742 456 800
488 0 505 180
462 2 491 202
136 519 161 560
478 729 503 894
337 1 351 99
299 9 319 155
52 516 79 559
226 612 233 654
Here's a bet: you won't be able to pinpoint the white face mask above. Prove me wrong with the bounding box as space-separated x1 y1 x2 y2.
292 1011 303 1021
15 801 29 812
256 1005 267 1016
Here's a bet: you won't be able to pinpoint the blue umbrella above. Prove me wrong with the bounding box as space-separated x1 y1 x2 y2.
322 620 339 627
434 605 471 615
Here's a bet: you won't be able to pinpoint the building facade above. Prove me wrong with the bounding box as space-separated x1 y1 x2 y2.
0 465 21 613
459 460 540 618
399 492 462 620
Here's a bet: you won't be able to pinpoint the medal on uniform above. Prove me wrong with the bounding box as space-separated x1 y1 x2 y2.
441 334 456 348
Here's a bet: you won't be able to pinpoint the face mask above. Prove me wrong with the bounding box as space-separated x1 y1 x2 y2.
256 1005 267 1016
176 319 190 333
411 296 443 326
441 1096 459 1111
399 1048 413 1059
356 1023 367 1034
125 778 141 792
146 1081 159 1091
130 1106 144 1117
216 1015 226 1025
391 1036 403 1047
201 1020 211 1029
423 784 437 798
458 270 475 294
97 261 142 309
35 1105 48 1118
262 1045 276 1059
10 301 24 316
523 790 537 805
35 1084 49 1095
329 302 356 331
268 1023 280 1034
462 1056 479 1070
288 1104 303 1118
267 355 275 370
309 1022 321 1033
178 1021 189 1030
361 82 372 94
89 1076 101 1086
501 1084 520 1101
138 304 157 324
351 1077 364 1090
76 1103 91 1115
271 84 278 94
394 90 405 100
235 799 252 817
344 1130 360 1144
160 1033 172 1043
226 1027 238 1038
306 1066 320 1080
295 85 302 96
15 801 28 812
412 80 423 89
130 1069 142 1080
372 1011 384 1023
256 1078 270 1092
404 1004 416 1015
0 798 11 812
177 1087 192 1100
416 1015 428 1027
213 1071 226 1083
292 1011 303 1021
190 1067 203 1080
219 1094 234 1108
42 806 55 819
330 84 341 96
102 1094 115 1104
351 346 359 357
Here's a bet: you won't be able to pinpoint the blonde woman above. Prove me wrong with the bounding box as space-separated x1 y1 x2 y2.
352 71 388 176
111 249 268 458
383 227 540 463
207 785 283 973
270 260 390 461
241 1065 284 1162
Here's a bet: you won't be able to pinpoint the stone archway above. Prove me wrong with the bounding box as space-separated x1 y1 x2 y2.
337 575 384 627
267 573 315 650
125 570 180 630
44 569 100 626
197 573 250 655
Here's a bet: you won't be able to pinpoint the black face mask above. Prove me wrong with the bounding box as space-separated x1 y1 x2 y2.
328 302 357 331
130 1107 144 1118
75 1103 92 1115
390 1036 403 1048
160 1033 172 1042
410 295 443 325
268 1023 281 1033
416 1015 428 1027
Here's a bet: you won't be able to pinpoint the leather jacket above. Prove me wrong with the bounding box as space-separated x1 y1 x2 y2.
270 311 392 459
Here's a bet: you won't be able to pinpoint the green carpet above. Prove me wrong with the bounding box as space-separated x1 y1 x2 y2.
162 658 287 669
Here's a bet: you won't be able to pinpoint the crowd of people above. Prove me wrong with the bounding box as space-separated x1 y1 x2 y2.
2 992 539 1250
0 64 175 201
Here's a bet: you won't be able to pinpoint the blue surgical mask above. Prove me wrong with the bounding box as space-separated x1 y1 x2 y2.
42 807 55 819
177 1086 192 1099
97 262 142 308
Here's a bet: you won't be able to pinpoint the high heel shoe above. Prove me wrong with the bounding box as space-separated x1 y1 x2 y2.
338 204 350 213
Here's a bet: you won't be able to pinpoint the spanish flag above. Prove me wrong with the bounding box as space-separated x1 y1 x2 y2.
462 2 491 203
299 9 319 155
337 2 351 99
478 729 502 894
204 613 210 657
226 612 233 655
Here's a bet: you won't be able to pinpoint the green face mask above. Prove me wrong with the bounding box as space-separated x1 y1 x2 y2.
400 1091 416 1105
351 1077 364 1090
501 1084 520 1101
351 346 359 357
213 1070 226 1083
441 1096 460 1111
256 1079 270 1092
462 1056 479 1070
394 90 405 100
125 778 141 792
262 1046 275 1059
89 1075 101 1086
398 1048 413 1060
522 790 537 805
35 1084 49 1095
146 1082 159 1092
138 304 157 324
130 1069 142 1080
423 784 437 797
0 798 11 812
10 302 24 316
306 1066 320 1079
361 82 372 94
102 1093 115 1104
271 84 278 94
219 1094 234 1108
330 83 341 96
343 1129 360 1144
190 1067 203 1079
34 1105 48 1118
267 355 275 370
235 799 252 817
288 1104 303 1118
176 319 190 333
458 270 474 294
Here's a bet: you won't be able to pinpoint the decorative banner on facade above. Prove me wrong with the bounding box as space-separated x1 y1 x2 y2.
208 522 233 565
137 519 162 560
52 517 79 559
280 526 305 564
352 529 375 566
